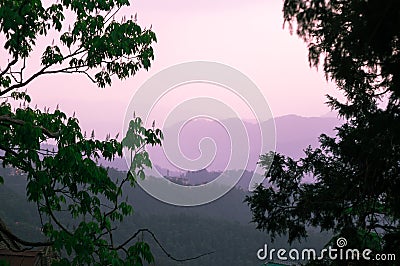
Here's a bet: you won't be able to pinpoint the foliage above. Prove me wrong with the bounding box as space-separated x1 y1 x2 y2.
0 0 164 264
1 168 331 266
0 0 156 91
246 0 400 264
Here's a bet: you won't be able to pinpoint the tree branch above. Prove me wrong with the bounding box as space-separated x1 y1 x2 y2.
0 58 18 77
0 221 53 247
115 228 215 262
0 115 60 138
43 68 96 83
0 48 86 96
367 223 398 232
0 64 51 96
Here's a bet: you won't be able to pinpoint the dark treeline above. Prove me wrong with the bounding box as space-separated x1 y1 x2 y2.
1 167 330 265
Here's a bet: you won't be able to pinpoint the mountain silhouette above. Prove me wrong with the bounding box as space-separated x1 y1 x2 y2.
142 114 341 172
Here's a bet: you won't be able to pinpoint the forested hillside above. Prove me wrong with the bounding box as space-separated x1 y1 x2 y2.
1 167 330 265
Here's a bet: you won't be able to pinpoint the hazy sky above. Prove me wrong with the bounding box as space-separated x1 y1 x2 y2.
25 0 342 138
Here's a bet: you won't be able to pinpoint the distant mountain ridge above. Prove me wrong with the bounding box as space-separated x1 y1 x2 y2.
142 114 342 172
93 114 342 189
96 114 342 171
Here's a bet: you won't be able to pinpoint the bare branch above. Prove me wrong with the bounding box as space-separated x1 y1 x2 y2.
43 68 96 84
0 64 52 96
0 58 18 77
105 7 122 24
373 88 390 97
116 228 215 262
367 223 398 232
0 221 52 247
0 48 86 96
43 193 73 236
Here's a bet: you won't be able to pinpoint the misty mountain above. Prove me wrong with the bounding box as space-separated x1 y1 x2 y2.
35 115 341 192
144 114 341 172
93 114 342 191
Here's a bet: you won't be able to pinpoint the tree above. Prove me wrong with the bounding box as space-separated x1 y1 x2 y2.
246 0 400 264
0 0 166 264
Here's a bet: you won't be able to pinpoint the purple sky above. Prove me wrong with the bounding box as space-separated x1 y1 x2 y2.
24 0 343 138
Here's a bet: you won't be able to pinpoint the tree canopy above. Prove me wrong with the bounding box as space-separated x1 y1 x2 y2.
0 0 167 265
246 0 400 264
